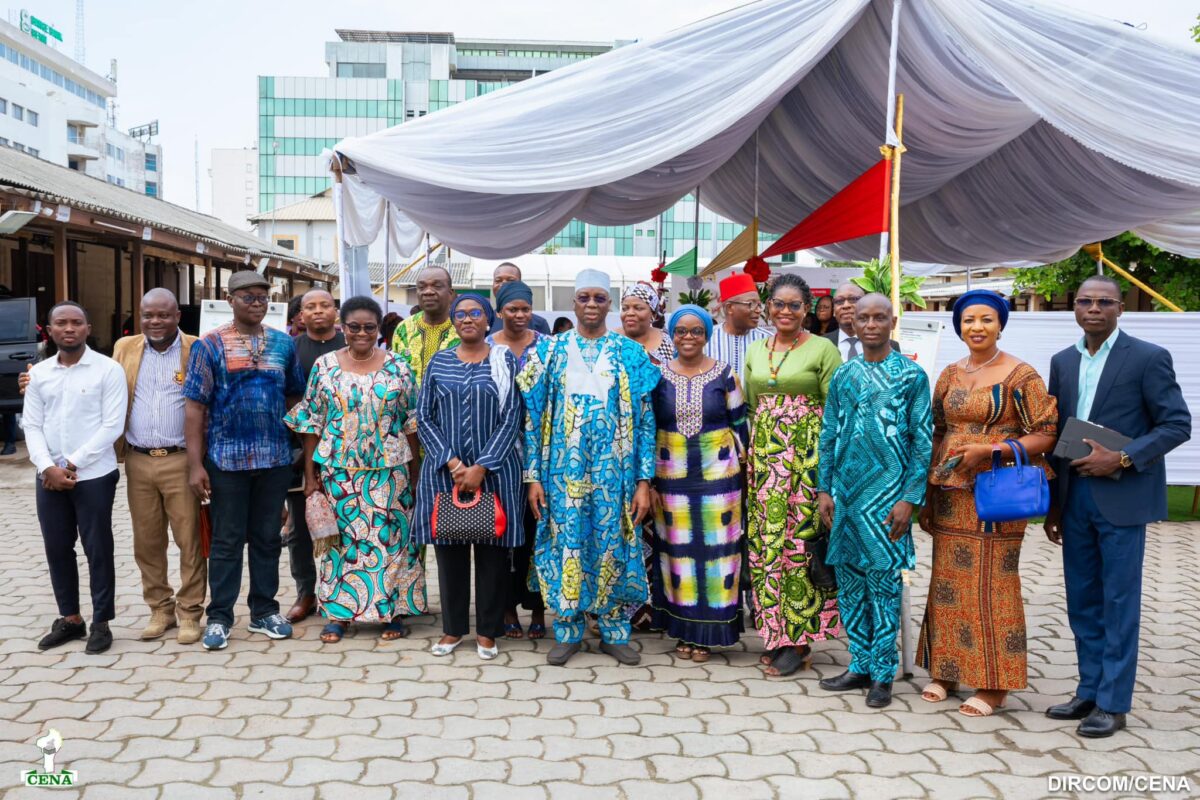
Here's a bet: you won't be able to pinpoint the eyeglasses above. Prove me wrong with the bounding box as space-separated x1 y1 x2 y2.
1073 297 1120 309
768 299 806 314
232 293 269 306
832 296 860 307
726 300 763 311
576 293 610 306
344 322 379 334
673 326 707 339
452 308 486 321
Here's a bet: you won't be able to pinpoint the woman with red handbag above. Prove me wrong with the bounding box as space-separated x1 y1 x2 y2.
413 294 525 661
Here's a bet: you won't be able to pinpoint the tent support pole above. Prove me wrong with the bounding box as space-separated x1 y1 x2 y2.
1082 243 1183 311
383 203 391 317
888 93 904 321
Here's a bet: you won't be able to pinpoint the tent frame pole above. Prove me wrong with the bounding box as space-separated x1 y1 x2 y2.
888 93 905 322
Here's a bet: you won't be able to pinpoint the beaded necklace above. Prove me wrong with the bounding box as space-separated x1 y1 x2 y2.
766 333 804 388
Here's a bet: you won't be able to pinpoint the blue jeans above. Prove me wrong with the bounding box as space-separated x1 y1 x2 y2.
1061 477 1145 714
204 459 292 627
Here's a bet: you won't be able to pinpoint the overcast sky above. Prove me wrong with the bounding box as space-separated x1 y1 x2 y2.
15 0 1198 213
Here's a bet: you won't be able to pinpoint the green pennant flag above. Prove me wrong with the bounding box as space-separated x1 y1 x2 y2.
662 247 698 276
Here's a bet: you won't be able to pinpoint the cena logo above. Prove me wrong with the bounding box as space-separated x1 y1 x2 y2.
19 729 78 788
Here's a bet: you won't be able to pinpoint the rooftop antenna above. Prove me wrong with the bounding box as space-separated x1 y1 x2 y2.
74 0 84 64
106 58 117 127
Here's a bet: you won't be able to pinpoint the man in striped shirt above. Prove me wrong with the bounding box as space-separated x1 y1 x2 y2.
705 271 769 380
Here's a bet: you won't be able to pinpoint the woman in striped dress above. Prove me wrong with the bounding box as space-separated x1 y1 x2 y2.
413 294 525 661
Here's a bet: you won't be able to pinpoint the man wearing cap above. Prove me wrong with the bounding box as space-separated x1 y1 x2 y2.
518 268 658 666
826 282 900 360
707 271 769 380
391 265 459 386
490 262 550 336
184 271 306 651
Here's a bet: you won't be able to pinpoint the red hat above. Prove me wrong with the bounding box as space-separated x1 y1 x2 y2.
719 271 757 302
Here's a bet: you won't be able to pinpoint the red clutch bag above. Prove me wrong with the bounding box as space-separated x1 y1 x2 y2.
431 486 506 544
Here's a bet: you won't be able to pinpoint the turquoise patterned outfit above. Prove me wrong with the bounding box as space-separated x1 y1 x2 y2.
517 330 659 645
284 351 426 622
816 351 933 681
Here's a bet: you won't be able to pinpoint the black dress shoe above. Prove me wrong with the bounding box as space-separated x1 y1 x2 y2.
866 681 893 708
38 617 87 650
85 621 113 654
1077 708 1126 738
819 670 871 692
1046 695 1096 720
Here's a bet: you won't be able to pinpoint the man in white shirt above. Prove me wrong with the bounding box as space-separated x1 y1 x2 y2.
22 302 127 654
825 282 900 360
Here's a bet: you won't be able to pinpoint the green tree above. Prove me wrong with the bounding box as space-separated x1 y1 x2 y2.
1192 12 1199 43
1011 233 1200 310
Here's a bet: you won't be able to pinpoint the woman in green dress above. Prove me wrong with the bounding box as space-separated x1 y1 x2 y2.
284 296 426 643
744 274 843 676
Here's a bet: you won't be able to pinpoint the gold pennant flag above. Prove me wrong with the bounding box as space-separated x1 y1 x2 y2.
698 217 758 278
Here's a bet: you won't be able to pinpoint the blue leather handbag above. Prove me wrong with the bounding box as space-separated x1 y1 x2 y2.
973 439 1049 523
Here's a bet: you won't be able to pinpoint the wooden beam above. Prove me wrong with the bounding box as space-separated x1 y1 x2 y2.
131 238 144 334
204 258 212 300
53 226 68 303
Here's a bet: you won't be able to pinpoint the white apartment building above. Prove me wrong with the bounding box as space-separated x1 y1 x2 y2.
210 145 258 229
0 14 162 195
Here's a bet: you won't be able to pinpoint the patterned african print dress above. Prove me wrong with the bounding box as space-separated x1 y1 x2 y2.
283 351 426 621
917 362 1057 690
744 335 843 650
518 331 659 644
650 361 749 648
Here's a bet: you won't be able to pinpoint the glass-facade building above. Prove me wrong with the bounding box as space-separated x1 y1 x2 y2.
260 30 784 260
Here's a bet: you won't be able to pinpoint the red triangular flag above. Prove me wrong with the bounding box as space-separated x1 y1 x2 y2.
761 160 892 258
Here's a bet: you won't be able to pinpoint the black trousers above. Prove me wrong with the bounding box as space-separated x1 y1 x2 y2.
508 508 545 612
36 470 119 623
434 543 509 639
284 491 316 599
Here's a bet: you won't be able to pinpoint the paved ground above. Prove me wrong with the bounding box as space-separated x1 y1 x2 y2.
1 444 1198 799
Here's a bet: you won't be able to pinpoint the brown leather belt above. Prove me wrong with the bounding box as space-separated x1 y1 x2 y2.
130 446 185 457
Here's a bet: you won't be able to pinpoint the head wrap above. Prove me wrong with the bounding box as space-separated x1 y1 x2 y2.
451 292 495 328
495 280 533 312
667 304 713 341
952 289 1010 337
719 271 757 302
621 283 660 313
575 268 612 294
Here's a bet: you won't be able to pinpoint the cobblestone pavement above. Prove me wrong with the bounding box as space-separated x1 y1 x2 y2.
1 447 1198 799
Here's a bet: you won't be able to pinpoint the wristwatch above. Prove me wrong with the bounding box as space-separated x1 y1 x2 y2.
1119 451 1133 469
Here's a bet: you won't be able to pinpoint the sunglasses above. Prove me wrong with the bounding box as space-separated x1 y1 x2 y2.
233 294 270 306
575 293 610 306
726 300 763 311
453 308 486 321
1073 297 1120 309
673 326 708 339
344 322 379 334
768 299 806 314
832 296 860 307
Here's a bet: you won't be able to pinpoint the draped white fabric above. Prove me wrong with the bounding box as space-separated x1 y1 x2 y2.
332 0 1200 265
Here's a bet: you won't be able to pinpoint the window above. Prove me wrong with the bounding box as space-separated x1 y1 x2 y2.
11 104 23 121
336 62 385 78
145 153 157 171
245 180 253 190
145 182 158 197
0 137 9 146
27 110 37 127
67 123 82 143
245 162 252 173
0 98 6 114
28 148 38 158
273 235 298 251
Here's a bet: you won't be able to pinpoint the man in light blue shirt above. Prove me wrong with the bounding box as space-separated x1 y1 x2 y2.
1075 326 1119 420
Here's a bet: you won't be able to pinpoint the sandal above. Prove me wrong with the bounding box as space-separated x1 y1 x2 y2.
675 643 694 660
504 622 525 639
921 682 951 703
765 646 812 677
379 620 408 641
959 694 1005 717
759 647 782 666
691 647 710 664
527 623 547 640
320 622 346 643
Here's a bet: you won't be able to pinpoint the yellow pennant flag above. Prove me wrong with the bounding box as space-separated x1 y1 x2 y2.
698 217 758 278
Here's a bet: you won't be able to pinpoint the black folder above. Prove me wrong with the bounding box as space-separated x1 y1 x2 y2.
1053 417 1131 481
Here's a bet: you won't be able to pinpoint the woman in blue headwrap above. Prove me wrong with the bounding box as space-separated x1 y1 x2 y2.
648 304 750 662
917 290 1058 717
413 293 526 661
487 281 549 640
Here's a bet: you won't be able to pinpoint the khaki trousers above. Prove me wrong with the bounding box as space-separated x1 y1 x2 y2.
125 450 206 621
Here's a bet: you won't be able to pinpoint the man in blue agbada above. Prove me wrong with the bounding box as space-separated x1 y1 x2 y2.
815 293 933 708
518 268 657 666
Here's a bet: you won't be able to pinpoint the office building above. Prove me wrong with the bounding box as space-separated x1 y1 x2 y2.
0 13 162 196
210 145 258 229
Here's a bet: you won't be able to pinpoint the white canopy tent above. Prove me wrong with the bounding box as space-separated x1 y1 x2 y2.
331 0 1200 267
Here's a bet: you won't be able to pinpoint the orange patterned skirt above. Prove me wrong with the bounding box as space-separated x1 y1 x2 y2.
917 487 1028 690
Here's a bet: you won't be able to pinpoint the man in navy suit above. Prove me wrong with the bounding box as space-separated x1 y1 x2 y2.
1044 275 1190 738
824 282 899 360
